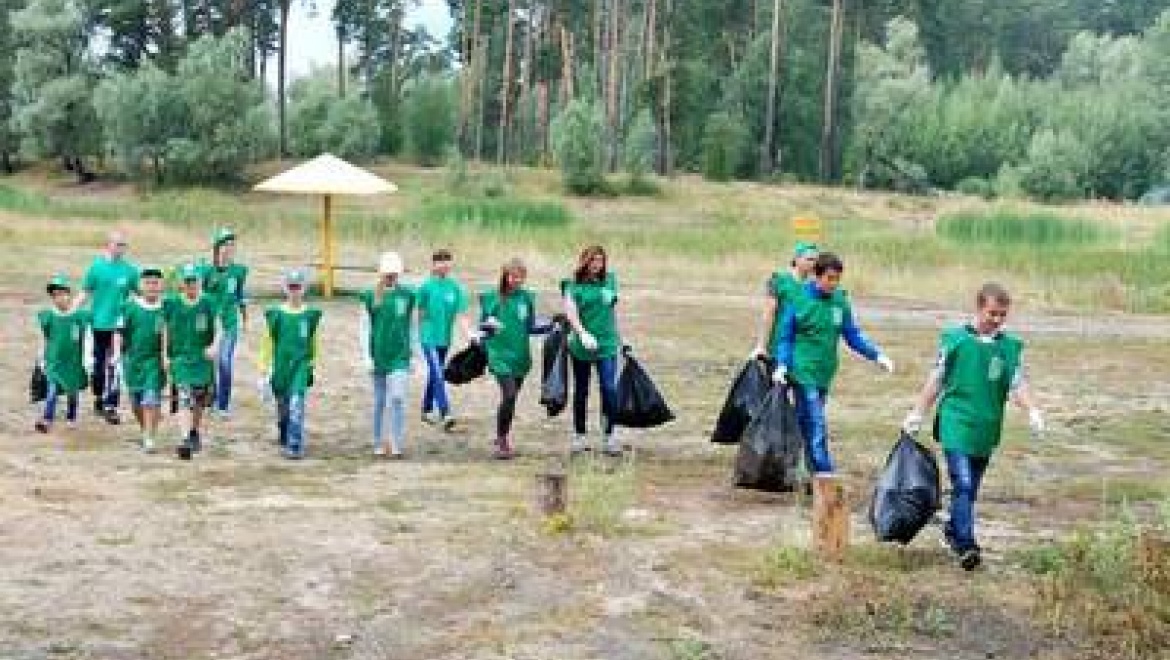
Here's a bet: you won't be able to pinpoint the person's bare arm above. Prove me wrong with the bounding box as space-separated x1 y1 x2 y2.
754 295 778 356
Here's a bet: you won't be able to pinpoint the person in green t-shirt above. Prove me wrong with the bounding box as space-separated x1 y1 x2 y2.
417 249 471 431
902 283 1045 571
360 252 419 458
773 252 895 476
752 241 818 359
561 245 627 457
474 258 553 460
258 268 322 460
112 267 168 453
199 227 249 419
164 263 218 460
74 231 138 425
35 275 90 434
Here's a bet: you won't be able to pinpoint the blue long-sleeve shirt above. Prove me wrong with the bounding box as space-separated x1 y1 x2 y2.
774 281 881 369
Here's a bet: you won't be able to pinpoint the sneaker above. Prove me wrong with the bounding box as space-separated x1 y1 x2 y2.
188 431 202 453
140 438 156 454
281 447 304 460
492 437 514 460
65 420 77 430
421 411 440 426
102 408 121 425
570 434 591 457
93 399 104 415
388 451 405 460
958 548 982 572
442 415 457 432
213 409 231 422
602 435 623 457
176 444 193 460
34 420 50 434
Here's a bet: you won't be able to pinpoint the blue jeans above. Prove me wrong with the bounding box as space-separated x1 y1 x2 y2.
944 450 991 552
215 330 238 413
571 355 618 436
793 384 833 474
43 381 79 423
373 372 409 453
277 394 306 454
421 345 450 417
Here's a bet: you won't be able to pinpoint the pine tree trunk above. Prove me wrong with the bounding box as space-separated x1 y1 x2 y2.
819 0 844 183
517 1 536 162
659 0 673 175
606 0 622 172
760 0 784 175
472 0 486 161
277 0 290 157
337 28 346 97
644 0 656 79
498 0 516 164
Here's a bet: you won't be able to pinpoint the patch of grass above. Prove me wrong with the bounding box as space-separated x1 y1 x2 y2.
1059 477 1169 506
937 208 1115 248
753 545 819 589
811 575 959 643
419 195 571 229
568 454 639 536
668 636 716 660
844 544 950 573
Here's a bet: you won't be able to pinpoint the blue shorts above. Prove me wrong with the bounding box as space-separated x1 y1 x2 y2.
130 390 162 409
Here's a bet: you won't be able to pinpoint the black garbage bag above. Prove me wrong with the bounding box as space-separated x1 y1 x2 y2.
612 354 674 428
29 362 48 404
711 357 773 445
734 386 803 492
444 343 488 385
540 321 569 417
869 432 942 544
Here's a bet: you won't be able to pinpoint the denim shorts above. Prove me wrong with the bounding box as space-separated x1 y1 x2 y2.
130 389 162 408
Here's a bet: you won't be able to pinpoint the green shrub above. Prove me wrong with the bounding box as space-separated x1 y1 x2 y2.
404 75 456 166
937 208 1113 247
551 98 607 195
701 111 749 182
955 176 996 200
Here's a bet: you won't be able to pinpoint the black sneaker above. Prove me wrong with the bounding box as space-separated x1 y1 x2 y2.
189 432 202 453
102 408 121 425
176 444 193 460
959 548 982 571
34 420 50 434
93 399 104 415
442 416 457 432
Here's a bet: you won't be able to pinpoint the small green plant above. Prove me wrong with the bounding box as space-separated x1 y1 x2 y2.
937 208 1114 248
568 454 638 536
754 545 819 588
668 636 715 660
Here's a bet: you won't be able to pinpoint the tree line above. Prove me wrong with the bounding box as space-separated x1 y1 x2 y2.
2 0 1169 201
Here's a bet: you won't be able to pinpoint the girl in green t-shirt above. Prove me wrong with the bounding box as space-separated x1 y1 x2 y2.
474 258 552 460
752 241 818 359
561 245 625 457
902 283 1045 571
35 275 90 433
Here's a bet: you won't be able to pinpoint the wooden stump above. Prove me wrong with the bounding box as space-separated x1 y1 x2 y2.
812 474 849 562
535 470 568 516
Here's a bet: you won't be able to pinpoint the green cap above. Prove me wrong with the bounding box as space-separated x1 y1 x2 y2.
283 268 308 287
793 241 819 258
179 263 200 281
212 227 236 248
46 273 72 292
140 265 163 279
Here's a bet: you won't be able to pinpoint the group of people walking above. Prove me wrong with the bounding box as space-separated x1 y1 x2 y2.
33 228 1046 571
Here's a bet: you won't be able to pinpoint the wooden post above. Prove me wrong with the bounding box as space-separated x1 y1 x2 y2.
321 194 334 298
534 470 568 516
812 474 849 561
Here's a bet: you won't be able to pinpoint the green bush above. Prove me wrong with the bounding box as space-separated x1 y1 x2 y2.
701 111 749 182
955 176 996 200
289 74 381 161
937 208 1114 248
404 75 456 166
551 98 607 195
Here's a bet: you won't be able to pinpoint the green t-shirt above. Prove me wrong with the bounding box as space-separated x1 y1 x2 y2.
83 256 139 330
935 325 1024 457
561 272 620 361
361 286 416 374
416 275 468 348
164 294 216 387
38 308 90 393
198 261 248 333
480 288 537 378
767 270 803 355
788 288 853 389
265 305 322 396
117 297 166 393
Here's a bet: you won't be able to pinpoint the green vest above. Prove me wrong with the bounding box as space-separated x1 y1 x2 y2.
480 288 537 378
562 272 620 361
936 325 1023 457
118 298 166 393
768 270 803 355
361 286 416 374
38 308 90 392
266 306 322 396
789 288 852 389
417 276 468 348
199 261 248 333
164 294 217 387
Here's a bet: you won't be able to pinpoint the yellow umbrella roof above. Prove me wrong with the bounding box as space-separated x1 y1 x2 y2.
253 154 397 196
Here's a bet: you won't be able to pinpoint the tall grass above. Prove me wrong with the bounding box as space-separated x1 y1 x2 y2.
937 208 1116 247
419 195 571 229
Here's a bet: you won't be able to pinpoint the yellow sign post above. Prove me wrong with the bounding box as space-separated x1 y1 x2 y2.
791 216 823 242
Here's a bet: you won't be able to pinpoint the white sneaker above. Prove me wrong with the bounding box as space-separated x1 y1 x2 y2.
140 438 156 454
602 434 623 457
213 409 231 422
570 434 591 456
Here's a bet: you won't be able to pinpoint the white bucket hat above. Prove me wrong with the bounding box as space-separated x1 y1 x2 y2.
378 251 404 275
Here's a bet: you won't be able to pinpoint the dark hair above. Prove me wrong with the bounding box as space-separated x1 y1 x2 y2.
46 284 69 295
498 258 527 294
813 252 844 276
574 245 607 283
433 249 453 262
977 282 1011 307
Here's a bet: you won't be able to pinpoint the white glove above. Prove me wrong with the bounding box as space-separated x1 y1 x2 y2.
877 354 895 374
256 374 274 406
483 317 503 331
902 411 923 435
1029 408 1046 438
579 331 599 351
468 328 486 343
771 365 788 384
750 345 768 360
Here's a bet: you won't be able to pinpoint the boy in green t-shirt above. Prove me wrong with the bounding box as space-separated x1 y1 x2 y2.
164 264 218 460
199 228 249 420
35 275 90 433
360 252 419 458
416 249 470 431
902 283 1045 571
113 267 167 453
752 240 818 359
258 268 322 460
75 231 138 425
